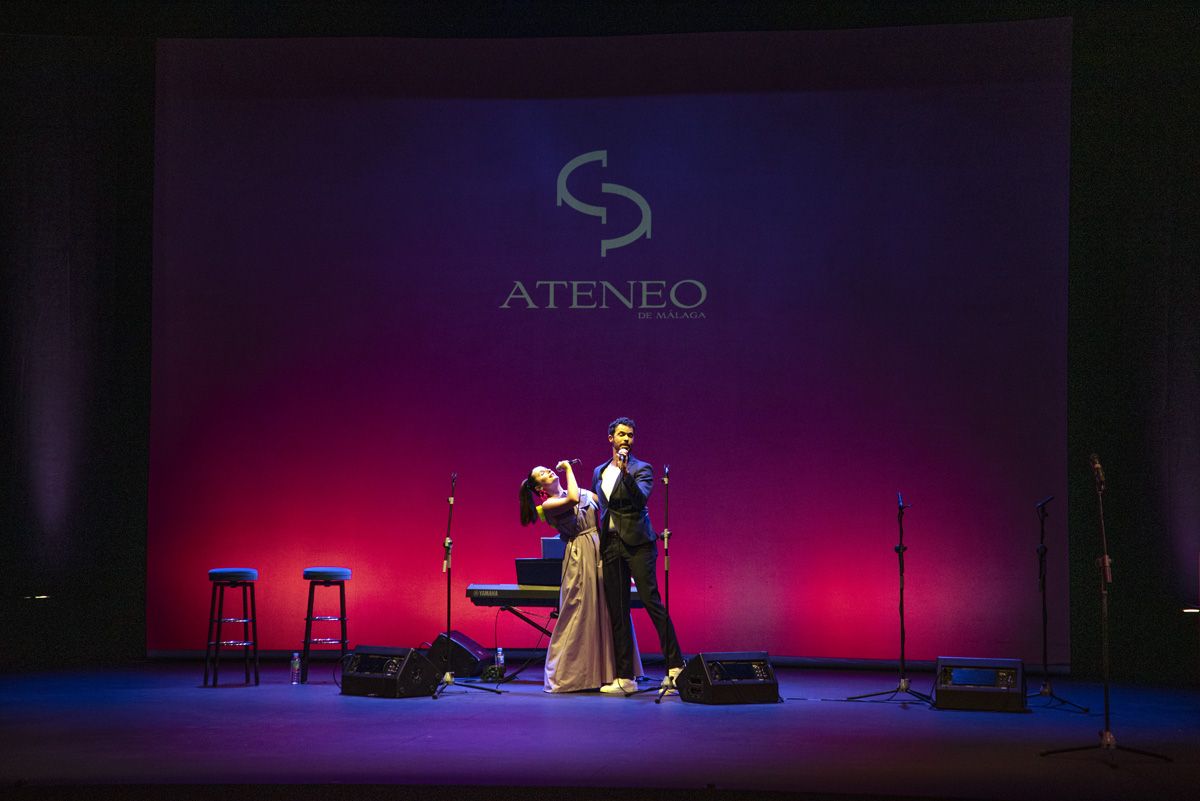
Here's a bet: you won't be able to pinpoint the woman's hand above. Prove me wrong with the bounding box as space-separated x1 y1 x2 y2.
559 460 579 503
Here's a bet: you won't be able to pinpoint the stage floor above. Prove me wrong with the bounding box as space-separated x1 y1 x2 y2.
1 662 1197 801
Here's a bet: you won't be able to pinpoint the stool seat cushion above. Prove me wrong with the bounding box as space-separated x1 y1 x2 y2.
304 566 352 581
209 567 259 582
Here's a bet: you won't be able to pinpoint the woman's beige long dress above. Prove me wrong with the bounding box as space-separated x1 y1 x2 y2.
543 488 643 692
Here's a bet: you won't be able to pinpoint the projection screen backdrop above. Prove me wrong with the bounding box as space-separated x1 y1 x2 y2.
150 21 1071 663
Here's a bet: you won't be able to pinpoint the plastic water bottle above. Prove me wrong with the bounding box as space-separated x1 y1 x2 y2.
495 647 505 676
290 652 301 684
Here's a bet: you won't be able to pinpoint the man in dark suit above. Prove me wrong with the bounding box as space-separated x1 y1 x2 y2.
592 416 684 694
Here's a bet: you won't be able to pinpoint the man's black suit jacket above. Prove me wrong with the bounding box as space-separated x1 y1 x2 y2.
592 456 656 547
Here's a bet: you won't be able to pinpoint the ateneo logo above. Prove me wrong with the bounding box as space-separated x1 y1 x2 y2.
497 150 707 317
555 150 651 257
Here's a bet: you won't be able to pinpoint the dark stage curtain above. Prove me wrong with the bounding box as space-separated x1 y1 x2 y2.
1068 7 1200 683
0 34 153 665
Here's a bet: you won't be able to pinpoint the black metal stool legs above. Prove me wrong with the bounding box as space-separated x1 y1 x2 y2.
249 582 260 685
204 578 259 687
301 580 317 683
203 581 219 686
300 579 349 684
339 580 348 664
241 583 252 684
213 582 227 685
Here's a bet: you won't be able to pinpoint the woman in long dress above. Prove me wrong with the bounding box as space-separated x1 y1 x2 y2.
520 460 642 692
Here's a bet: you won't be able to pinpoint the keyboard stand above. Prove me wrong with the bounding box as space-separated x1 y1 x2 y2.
500 605 558 638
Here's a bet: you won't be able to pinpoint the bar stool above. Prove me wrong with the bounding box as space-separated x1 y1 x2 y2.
204 567 259 687
300 566 351 683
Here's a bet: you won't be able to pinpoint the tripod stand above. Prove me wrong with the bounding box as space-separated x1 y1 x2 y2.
433 473 502 699
847 493 931 705
1041 455 1168 761
1028 495 1087 712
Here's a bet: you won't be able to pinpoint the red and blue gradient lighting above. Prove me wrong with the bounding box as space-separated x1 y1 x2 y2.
150 23 1071 662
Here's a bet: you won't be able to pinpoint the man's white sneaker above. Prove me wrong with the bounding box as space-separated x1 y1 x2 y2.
660 666 684 695
600 678 638 694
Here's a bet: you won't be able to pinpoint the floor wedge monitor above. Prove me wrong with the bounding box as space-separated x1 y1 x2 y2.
427 630 490 678
677 651 779 705
933 656 1027 712
341 646 439 698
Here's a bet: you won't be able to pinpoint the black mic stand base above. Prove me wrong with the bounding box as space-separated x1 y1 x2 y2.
617 675 668 700
1041 730 1172 762
846 675 932 705
1027 678 1089 713
651 675 683 704
628 685 661 698
432 671 505 699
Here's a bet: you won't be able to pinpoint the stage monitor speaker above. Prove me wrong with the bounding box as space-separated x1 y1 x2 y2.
341 646 439 698
427 630 490 678
933 656 1027 712
677 651 779 705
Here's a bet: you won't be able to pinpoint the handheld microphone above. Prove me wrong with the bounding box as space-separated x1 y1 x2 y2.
897 492 910 510
618 447 629 463
1089 454 1105 490
563 459 582 466
1035 495 1055 509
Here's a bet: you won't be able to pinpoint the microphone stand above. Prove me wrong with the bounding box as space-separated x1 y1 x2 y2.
1041 457 1168 761
847 493 931 705
652 464 676 703
433 473 503 699
662 464 671 615
1028 495 1087 712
